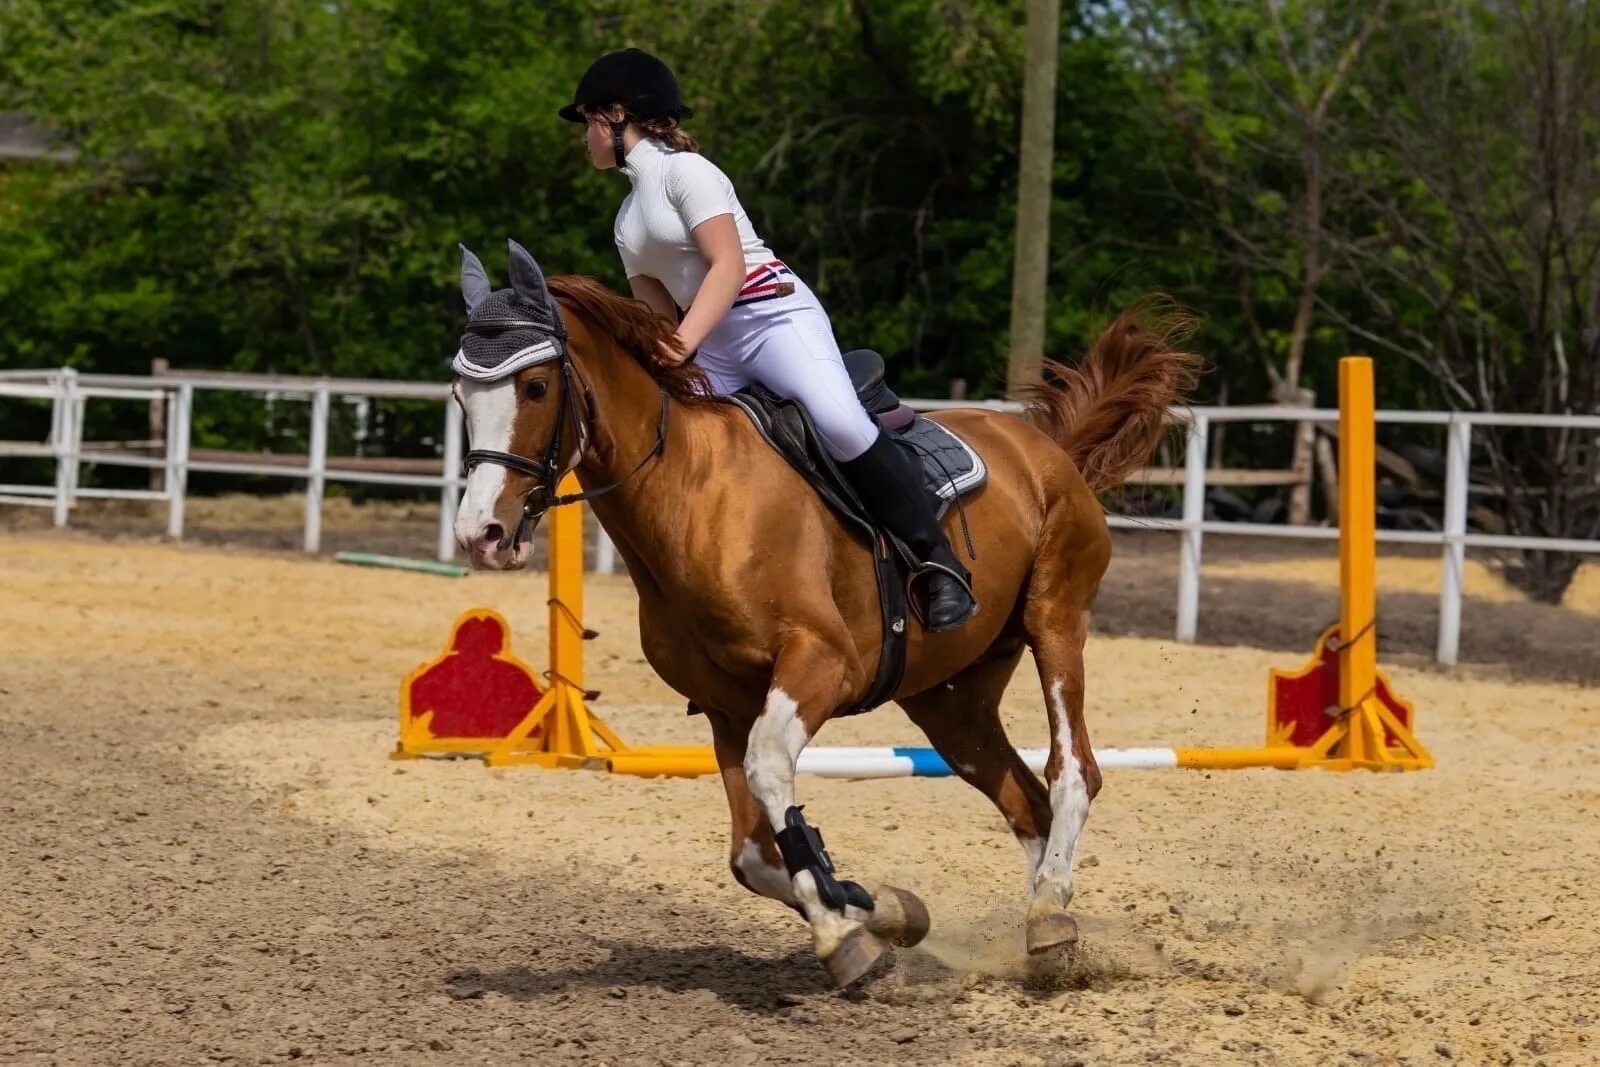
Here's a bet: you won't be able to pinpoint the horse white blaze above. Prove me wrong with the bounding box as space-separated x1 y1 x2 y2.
454 376 517 557
1034 678 1090 908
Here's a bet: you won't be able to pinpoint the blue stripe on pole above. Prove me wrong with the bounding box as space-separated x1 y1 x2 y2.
893 747 953 776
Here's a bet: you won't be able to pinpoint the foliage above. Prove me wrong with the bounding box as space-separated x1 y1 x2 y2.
3 0 1598 596
0 0 1205 396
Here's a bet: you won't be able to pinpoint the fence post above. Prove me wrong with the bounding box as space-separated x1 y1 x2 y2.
304 386 330 554
1175 413 1209 642
69 386 86 501
594 521 617 574
1436 416 1471 665
437 401 463 562
45 371 63 517
149 358 169 492
52 369 79 527
166 384 192 539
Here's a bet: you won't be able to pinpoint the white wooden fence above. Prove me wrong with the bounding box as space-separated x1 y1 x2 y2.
3 367 1597 665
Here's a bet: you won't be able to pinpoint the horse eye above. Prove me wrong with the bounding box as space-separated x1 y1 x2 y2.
525 379 549 401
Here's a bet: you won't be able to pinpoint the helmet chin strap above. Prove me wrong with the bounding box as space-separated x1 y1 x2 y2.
610 121 628 171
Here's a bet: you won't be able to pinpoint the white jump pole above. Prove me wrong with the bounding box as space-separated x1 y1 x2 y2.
787 746 1181 778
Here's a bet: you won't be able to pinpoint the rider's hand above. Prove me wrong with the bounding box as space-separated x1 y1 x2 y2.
656 332 693 366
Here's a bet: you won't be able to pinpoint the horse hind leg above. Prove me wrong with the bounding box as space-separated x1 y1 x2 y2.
899 638 1055 907
1021 529 1106 955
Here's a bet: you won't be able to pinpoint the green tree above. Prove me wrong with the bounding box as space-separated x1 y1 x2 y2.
0 0 615 384
1328 0 1600 601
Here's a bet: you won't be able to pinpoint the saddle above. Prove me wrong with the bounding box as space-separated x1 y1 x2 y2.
724 350 988 715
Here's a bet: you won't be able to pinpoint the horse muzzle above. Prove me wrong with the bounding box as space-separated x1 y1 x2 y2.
457 506 542 571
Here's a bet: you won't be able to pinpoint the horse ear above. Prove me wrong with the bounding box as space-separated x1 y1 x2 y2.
459 244 491 312
506 239 551 305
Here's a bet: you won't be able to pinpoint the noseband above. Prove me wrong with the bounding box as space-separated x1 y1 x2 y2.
460 310 669 527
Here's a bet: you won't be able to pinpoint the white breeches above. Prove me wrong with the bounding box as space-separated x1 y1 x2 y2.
696 276 881 462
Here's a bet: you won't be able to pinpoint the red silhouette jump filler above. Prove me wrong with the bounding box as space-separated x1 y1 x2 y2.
396 609 544 754
1268 624 1416 750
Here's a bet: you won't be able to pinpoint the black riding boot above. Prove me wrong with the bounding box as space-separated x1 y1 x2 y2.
839 433 978 632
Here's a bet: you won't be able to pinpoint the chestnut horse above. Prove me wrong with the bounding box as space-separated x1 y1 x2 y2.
451 242 1199 986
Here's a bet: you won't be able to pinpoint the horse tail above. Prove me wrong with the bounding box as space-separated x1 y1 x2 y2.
1013 295 1203 495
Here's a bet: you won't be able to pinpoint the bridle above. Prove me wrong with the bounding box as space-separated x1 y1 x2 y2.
459 306 669 531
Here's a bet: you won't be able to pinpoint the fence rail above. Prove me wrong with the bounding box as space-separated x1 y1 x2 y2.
3 367 1597 666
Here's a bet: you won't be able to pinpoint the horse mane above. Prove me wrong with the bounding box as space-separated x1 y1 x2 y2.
548 275 715 404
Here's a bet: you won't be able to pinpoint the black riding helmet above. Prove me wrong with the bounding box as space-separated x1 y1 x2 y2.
559 49 693 170
558 48 693 124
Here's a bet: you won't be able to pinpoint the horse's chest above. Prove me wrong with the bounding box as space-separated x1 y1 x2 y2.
636 592 770 712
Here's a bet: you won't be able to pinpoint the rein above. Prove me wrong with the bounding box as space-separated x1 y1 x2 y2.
461 312 670 523
541 391 669 510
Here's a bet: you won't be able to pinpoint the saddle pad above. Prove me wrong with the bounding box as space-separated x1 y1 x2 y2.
724 388 987 525
892 416 987 519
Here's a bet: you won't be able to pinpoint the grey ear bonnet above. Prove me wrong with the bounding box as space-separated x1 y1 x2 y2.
451 242 567 382
452 289 566 381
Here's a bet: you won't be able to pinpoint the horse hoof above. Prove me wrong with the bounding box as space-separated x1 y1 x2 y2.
1025 904 1080 956
865 885 931 948
823 927 887 988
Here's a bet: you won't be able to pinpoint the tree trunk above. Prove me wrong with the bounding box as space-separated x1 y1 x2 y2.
1315 430 1339 525
1287 386 1316 525
1006 0 1060 396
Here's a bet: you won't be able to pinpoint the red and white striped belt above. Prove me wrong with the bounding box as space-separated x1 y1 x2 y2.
733 261 796 308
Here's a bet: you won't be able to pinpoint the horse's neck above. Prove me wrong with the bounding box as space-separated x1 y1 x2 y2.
573 346 704 585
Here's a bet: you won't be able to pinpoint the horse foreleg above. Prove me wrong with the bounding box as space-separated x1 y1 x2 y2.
706 707 797 908
742 636 885 987
714 701 929 949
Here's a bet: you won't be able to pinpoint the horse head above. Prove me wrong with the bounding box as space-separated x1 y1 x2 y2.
450 240 589 570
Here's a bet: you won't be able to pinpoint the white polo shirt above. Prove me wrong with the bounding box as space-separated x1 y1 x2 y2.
614 137 775 310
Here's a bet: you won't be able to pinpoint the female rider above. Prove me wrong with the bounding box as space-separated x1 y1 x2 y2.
559 48 976 631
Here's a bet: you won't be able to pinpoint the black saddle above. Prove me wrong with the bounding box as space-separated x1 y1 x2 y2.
723 350 988 715
843 349 913 428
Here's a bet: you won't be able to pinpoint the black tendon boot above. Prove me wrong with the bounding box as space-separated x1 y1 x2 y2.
839 433 978 631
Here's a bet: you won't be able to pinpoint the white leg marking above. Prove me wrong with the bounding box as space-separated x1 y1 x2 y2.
453 377 516 544
791 870 856 956
1033 679 1090 908
743 687 809 829
1017 833 1046 896
734 839 796 904
743 687 858 955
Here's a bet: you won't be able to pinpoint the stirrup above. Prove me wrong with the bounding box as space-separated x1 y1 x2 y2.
905 559 978 632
